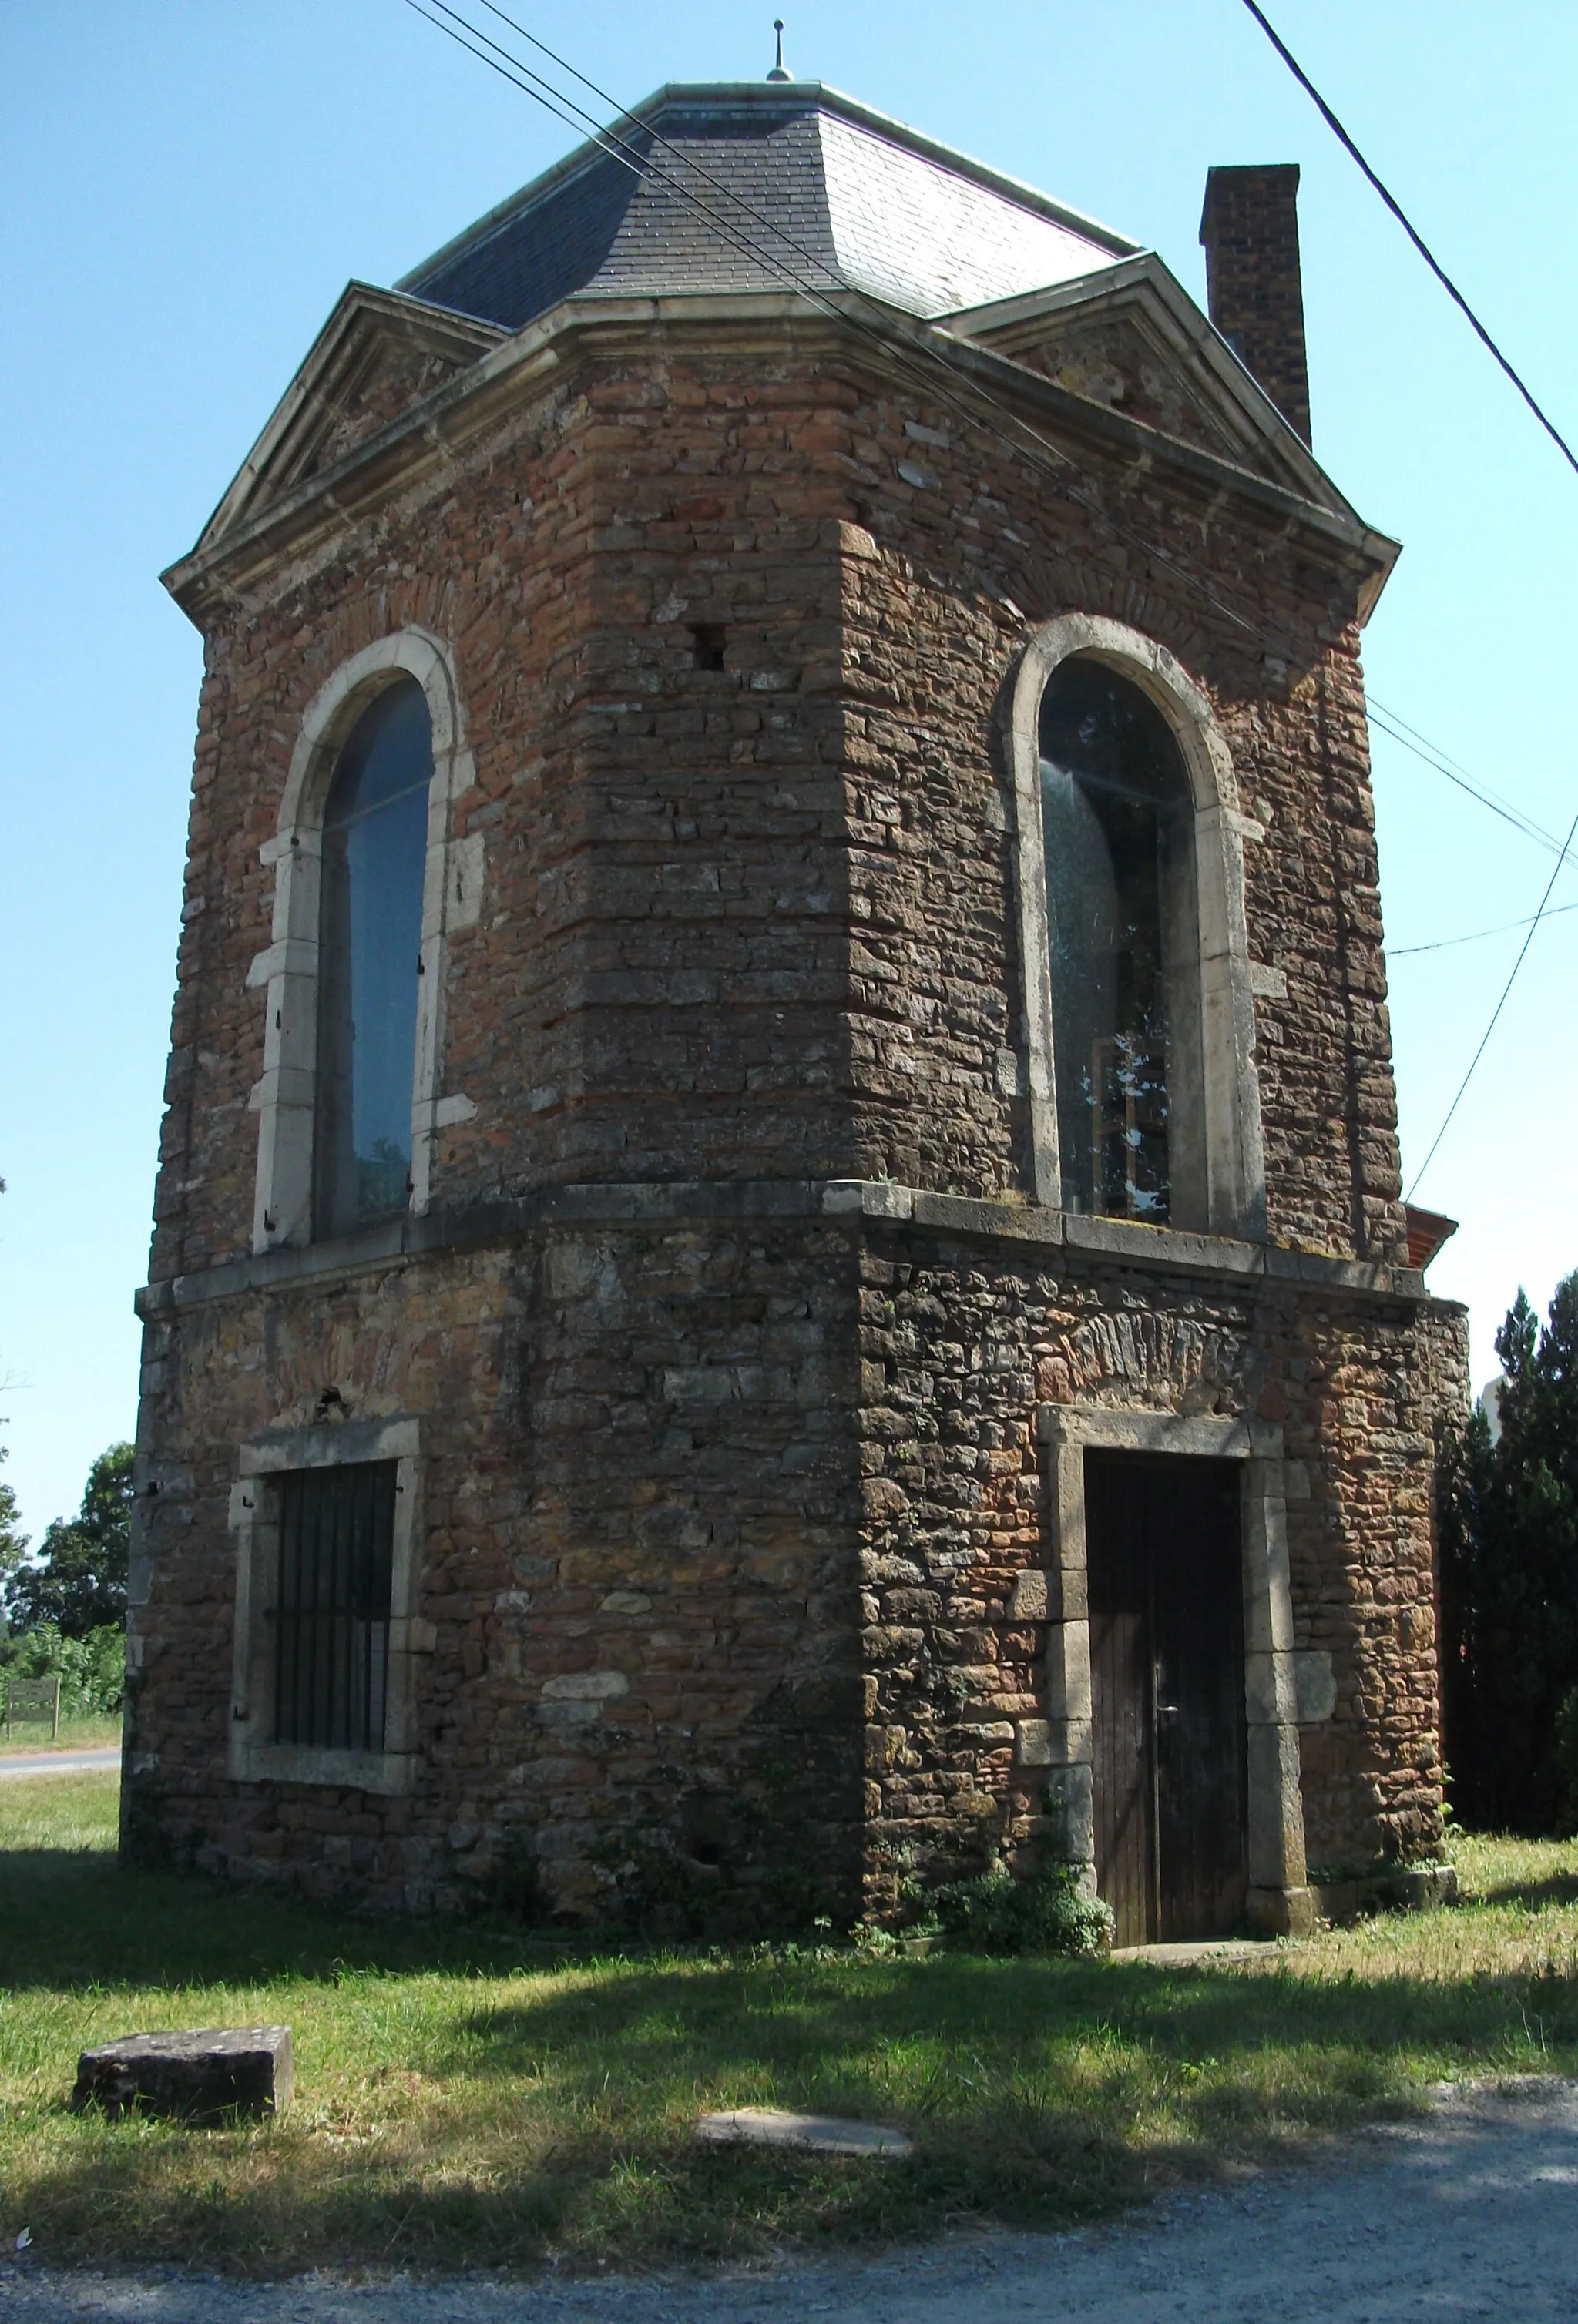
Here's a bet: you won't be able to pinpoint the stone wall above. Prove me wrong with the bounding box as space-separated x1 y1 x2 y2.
129 303 1459 1924
851 1212 1462 1920
156 320 1402 1283
129 1206 865 1930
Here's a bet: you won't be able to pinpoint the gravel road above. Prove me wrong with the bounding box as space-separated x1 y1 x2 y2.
0 1750 121 1781
4 2078 1575 2322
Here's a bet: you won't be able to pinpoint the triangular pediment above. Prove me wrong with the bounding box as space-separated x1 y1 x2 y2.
942 256 1349 515
195 285 506 554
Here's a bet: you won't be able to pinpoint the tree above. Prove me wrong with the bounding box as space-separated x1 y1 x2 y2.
1439 1273 1578 1833
0 1442 27 1605
4 1442 134 1637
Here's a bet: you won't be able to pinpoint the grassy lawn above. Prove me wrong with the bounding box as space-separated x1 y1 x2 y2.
0 1715 122 1758
2 1774 1576 2277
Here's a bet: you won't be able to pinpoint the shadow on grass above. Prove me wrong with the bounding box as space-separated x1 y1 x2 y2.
446 1949 1576 2111
0 1848 578 1990
0 2106 1148 2275
8 1840 1578 2275
1465 1872 1578 1912
12 1943 1571 2276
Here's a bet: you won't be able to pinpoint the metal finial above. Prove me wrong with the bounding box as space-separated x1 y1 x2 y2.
767 18 791 79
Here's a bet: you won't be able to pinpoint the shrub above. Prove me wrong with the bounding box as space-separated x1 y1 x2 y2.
1 1621 125 1718
1556 1685 1578 1836
927 1860 1114 1957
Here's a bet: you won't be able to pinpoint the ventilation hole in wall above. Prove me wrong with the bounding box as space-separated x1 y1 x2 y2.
690 623 727 672
690 1839 725 1867
851 498 873 528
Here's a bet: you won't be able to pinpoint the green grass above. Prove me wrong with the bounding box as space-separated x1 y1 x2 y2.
0 1714 122 1758
2 1777 1576 2277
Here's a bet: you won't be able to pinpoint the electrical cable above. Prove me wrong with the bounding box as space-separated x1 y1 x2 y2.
1240 0 1578 484
404 0 1277 646
1365 701 1574 868
410 0 1578 884
1366 694 1568 853
1405 800 1578 1198
404 0 1578 1168
1390 897 1578 957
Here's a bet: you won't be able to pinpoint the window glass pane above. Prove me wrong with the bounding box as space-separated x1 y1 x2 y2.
315 679 431 1237
1039 661 1191 1221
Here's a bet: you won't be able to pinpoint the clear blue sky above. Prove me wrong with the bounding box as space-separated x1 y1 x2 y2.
2 2 1574 1546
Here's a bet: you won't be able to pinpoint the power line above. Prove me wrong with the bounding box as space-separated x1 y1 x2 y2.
1390 897 1578 957
1405 800 1578 1198
405 0 1278 647
1240 0 1578 484
408 0 1578 1202
406 0 1576 984
1365 699 1576 869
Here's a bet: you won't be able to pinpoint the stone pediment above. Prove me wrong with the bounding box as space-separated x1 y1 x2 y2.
195 285 506 554
943 255 1345 511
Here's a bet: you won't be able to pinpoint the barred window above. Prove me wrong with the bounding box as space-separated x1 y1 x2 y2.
274 1462 395 1753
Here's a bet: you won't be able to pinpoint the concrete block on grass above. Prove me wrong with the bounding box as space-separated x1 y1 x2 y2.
72 2025 292 2123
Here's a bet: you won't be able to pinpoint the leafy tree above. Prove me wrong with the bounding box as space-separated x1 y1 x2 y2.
1439 1273 1578 1832
0 1443 26 1602
4 1442 134 1638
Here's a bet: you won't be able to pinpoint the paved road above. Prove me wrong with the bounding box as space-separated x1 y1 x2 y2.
0 1748 120 1781
2 2078 1576 2322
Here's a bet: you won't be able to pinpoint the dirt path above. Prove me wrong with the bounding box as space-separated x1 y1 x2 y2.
5 2078 1576 2322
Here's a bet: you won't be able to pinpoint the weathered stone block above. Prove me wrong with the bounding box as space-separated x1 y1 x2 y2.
72 2026 293 2123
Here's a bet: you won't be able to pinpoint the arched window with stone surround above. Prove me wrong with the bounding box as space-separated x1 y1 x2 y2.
249 629 481 1258
1039 658 1204 1226
1009 615 1267 1242
314 678 433 1239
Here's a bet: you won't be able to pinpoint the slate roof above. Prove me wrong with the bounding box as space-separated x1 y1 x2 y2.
399 82 1137 331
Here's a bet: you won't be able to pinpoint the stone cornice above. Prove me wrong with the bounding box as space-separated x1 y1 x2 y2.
162 288 1397 631
134 1178 1445 1317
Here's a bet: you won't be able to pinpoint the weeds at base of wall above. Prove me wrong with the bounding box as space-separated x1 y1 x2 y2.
917 1861 1116 1957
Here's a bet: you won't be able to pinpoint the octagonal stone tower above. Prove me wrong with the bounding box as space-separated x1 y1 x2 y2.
126 78 1466 1941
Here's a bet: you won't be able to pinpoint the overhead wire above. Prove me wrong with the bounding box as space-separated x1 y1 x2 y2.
1240 0 1578 484
1365 699 1574 869
405 0 1278 646
405 0 1577 1185
1390 897 1578 958
1405 801 1578 1198
416 1 1576 884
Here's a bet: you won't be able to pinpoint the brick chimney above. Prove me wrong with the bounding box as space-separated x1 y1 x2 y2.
1199 163 1311 446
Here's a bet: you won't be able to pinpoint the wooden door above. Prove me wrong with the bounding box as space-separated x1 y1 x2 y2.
1086 1453 1247 1944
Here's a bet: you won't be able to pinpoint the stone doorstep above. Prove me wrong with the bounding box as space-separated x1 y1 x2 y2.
71 2026 293 2124
1107 1937 1289 1967
693 2107 912 2157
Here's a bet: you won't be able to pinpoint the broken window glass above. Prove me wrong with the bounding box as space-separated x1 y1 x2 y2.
1039 660 1194 1222
314 679 431 1239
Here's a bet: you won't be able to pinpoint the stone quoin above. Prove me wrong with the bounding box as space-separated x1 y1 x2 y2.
126 72 1466 1943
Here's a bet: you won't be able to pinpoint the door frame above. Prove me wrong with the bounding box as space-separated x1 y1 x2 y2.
1034 1403 1311 1937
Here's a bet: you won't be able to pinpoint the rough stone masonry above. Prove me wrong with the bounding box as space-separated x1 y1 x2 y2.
124 78 1466 1938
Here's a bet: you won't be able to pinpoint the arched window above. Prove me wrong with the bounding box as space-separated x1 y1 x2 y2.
314 679 432 1239
1039 659 1205 1226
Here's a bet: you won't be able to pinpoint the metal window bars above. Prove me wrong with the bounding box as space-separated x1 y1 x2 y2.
273 1461 395 1753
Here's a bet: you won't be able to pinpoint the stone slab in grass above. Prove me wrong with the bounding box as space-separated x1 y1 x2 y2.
71 2026 293 2124
694 2107 912 2157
